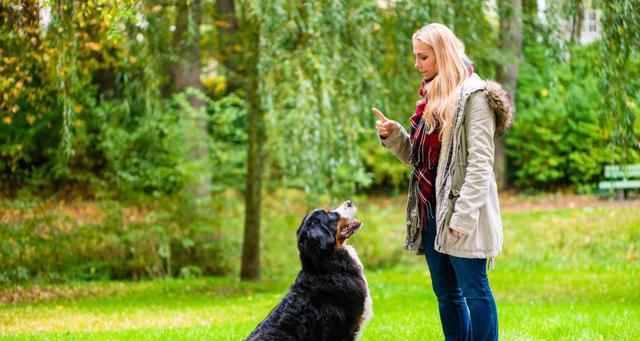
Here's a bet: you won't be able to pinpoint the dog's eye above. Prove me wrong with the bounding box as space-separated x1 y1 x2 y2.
308 217 323 226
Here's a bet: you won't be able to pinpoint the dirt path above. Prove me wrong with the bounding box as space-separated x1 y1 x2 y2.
499 190 640 212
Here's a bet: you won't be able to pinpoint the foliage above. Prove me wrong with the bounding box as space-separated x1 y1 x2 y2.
4 0 637 197
0 196 234 284
207 93 248 192
0 0 157 192
0 1 73 187
359 138 410 192
507 42 640 190
96 98 185 196
599 0 640 162
236 0 382 201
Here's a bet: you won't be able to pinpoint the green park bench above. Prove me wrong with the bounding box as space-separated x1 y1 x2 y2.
598 164 640 199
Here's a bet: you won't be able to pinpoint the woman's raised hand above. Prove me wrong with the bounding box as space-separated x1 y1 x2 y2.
373 107 397 139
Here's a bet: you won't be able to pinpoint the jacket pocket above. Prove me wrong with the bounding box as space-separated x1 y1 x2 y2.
441 191 459 247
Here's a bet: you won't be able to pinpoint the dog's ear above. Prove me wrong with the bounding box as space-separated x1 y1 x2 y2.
307 224 334 252
296 213 309 236
298 217 335 254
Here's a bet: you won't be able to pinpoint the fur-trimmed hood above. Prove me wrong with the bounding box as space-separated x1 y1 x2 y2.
484 80 514 136
458 74 514 136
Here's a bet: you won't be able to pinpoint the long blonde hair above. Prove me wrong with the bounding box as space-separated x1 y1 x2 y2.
412 23 471 142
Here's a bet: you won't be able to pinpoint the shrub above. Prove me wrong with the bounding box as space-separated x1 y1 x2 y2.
506 43 640 191
0 197 234 284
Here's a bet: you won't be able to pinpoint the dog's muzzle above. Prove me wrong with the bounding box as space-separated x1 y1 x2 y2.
332 200 362 240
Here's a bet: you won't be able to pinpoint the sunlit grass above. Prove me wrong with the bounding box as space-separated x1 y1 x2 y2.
1 266 638 340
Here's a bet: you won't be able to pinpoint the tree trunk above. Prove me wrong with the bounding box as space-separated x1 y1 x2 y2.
239 18 263 281
173 0 212 210
241 57 263 281
215 0 263 280
173 0 203 94
570 0 585 44
496 0 523 190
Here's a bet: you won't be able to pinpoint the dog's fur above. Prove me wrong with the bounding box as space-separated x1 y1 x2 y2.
245 201 372 341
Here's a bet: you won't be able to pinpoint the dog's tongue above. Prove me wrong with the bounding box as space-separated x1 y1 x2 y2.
340 220 362 239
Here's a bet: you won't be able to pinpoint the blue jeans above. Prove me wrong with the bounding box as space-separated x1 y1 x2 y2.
422 207 498 341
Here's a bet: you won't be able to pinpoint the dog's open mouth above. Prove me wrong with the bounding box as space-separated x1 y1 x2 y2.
339 219 362 240
332 200 361 243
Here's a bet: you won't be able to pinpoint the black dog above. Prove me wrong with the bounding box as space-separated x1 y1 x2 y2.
245 200 372 341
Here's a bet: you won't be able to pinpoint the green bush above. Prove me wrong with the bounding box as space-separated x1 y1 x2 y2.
207 94 248 192
359 137 409 193
95 99 186 196
0 197 234 284
507 42 640 191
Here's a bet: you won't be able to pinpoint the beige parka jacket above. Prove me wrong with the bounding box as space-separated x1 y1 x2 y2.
379 73 513 261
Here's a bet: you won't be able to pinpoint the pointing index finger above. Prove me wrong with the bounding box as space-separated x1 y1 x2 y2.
372 107 387 121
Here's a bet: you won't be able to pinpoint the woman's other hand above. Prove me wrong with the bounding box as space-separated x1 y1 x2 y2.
373 107 397 139
449 228 464 239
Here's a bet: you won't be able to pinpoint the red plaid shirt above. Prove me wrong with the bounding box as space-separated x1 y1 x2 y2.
409 80 441 223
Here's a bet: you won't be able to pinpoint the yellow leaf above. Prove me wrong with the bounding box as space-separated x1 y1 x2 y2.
215 20 232 29
10 105 18 113
215 81 227 95
540 88 549 97
85 42 102 51
3 116 12 125
26 115 36 125
74 105 83 113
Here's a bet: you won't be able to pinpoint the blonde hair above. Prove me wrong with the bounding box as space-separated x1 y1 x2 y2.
412 23 471 142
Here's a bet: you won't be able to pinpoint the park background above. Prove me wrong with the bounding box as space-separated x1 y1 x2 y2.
1 0 639 340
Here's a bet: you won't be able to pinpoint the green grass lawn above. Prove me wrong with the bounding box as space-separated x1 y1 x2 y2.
1 195 639 340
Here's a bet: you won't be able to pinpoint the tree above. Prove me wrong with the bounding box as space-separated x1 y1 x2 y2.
568 0 585 44
171 0 213 213
215 0 383 280
600 0 640 162
496 0 523 189
214 0 263 280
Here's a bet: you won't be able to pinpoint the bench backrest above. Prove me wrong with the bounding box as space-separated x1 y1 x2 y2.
604 164 640 179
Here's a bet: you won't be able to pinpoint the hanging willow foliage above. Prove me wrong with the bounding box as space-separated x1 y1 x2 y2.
47 0 142 175
52 1 78 169
239 0 383 200
600 0 640 161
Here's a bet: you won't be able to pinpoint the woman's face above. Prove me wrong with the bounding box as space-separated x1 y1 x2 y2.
413 40 437 80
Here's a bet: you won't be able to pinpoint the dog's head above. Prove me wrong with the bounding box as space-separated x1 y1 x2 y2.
296 200 362 270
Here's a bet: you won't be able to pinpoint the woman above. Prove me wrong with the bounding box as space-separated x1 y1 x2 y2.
373 23 512 341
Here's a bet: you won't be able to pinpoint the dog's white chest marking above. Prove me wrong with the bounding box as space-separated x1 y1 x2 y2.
344 245 372 341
